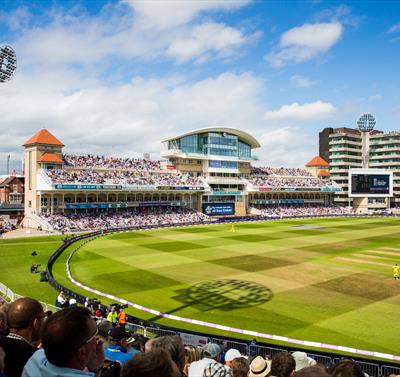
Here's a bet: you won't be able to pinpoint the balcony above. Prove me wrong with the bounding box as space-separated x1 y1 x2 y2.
330 153 362 160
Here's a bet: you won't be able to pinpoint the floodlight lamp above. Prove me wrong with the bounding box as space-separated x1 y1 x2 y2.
0 45 17 83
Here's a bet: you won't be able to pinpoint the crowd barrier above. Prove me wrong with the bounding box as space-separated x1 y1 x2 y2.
0 282 59 313
5 214 399 376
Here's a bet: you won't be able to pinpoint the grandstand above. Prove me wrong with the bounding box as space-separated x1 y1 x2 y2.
21 128 344 231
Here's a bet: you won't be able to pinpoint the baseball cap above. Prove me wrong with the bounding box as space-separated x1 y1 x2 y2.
203 343 221 358
225 348 242 362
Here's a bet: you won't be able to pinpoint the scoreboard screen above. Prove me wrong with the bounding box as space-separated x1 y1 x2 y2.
350 174 391 195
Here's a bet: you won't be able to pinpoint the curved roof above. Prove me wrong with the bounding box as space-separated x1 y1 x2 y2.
161 127 261 148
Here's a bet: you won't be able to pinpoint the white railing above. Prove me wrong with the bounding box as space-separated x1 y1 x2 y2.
0 282 58 312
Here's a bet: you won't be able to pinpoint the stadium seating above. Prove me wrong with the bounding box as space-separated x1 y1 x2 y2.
45 169 203 187
253 205 352 218
64 154 162 171
40 207 211 232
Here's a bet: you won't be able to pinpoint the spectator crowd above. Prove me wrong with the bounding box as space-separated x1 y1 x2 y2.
41 207 211 232
255 205 352 218
0 219 15 236
249 176 338 190
64 155 162 171
0 295 386 377
46 169 203 187
251 167 313 177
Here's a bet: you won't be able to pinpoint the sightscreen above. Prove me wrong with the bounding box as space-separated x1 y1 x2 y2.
350 174 391 195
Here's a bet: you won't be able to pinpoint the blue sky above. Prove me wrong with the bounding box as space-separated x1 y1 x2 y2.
1 0 400 173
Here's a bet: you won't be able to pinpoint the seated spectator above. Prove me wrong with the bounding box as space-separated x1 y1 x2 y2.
231 357 249 377
330 359 365 377
0 297 44 377
0 347 5 377
224 348 242 375
292 351 316 372
22 307 104 377
97 320 113 348
188 343 221 377
55 291 67 308
151 335 186 374
0 310 7 337
129 334 148 355
203 361 227 377
249 356 271 377
184 346 202 375
121 349 181 377
104 327 135 365
295 365 331 377
271 352 295 377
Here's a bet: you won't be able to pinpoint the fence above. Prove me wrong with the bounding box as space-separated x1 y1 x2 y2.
0 282 59 313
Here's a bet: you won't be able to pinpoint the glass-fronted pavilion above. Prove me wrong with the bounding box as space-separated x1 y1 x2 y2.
161 128 261 216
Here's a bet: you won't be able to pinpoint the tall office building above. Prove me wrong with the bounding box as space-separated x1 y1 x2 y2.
320 115 400 208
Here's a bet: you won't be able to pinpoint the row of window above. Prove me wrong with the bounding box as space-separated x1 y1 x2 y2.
171 133 252 158
209 160 238 169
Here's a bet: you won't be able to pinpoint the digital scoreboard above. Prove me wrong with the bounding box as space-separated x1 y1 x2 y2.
349 169 393 197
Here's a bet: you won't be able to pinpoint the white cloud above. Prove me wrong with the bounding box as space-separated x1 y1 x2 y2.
0 70 268 160
264 101 336 120
257 127 316 167
290 74 318 88
14 1 253 67
266 22 343 67
125 0 250 30
388 23 400 34
166 22 247 63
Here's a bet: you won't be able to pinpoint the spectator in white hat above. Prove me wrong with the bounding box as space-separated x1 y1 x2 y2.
224 349 242 375
292 352 316 372
249 356 271 377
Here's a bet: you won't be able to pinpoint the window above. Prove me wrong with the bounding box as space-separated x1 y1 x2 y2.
209 160 238 169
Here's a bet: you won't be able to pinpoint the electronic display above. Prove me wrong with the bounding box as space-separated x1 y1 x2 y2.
350 174 391 195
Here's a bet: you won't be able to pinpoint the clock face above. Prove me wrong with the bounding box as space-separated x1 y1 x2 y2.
357 114 376 132
0 45 17 82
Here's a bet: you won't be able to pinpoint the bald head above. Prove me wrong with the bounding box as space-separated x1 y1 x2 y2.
7 297 43 330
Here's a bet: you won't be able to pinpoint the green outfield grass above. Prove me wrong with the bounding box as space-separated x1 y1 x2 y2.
2 217 400 356
58 217 400 355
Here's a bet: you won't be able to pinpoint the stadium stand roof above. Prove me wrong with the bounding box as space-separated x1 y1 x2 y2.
38 153 63 164
23 129 65 147
306 156 329 167
161 127 261 148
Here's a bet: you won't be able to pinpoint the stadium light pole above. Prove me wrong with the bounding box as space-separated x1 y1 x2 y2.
0 45 17 82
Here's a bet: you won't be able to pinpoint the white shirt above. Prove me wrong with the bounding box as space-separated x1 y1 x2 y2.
188 358 214 377
57 294 66 305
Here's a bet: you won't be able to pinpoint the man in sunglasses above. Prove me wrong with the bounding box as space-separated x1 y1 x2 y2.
22 307 104 377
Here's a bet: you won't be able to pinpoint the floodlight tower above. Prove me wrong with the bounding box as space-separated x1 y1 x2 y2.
0 45 17 82
357 113 376 168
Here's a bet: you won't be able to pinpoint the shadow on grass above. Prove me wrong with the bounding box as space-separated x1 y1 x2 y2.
147 279 273 322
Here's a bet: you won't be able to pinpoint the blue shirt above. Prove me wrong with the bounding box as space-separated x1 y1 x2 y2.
104 345 133 364
22 349 95 377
